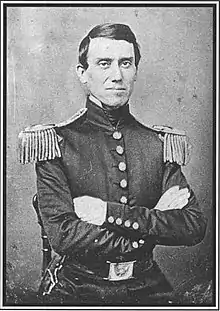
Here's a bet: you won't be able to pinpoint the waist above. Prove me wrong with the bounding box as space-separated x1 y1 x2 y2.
65 255 154 282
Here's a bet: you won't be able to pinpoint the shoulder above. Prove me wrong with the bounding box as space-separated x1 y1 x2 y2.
18 108 87 164
134 119 191 166
55 108 87 129
151 125 191 166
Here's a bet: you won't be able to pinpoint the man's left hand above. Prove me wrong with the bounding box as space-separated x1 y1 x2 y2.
73 195 107 226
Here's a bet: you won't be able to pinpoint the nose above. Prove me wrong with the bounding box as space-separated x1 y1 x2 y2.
110 63 123 82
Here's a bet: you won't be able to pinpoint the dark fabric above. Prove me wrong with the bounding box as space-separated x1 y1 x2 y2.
35 97 207 305
38 255 173 305
102 102 130 127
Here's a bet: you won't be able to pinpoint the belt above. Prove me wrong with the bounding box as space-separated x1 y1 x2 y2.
80 256 154 282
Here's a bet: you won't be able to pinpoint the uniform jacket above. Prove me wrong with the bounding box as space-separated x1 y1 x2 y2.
20 97 207 304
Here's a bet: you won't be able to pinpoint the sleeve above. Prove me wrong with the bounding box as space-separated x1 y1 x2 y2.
104 162 207 246
35 157 140 258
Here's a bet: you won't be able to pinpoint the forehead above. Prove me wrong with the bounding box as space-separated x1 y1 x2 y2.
87 37 135 60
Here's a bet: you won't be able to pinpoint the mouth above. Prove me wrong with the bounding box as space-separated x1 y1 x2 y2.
106 88 126 91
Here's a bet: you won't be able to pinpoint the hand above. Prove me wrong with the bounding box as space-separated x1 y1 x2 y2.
154 186 190 211
73 195 107 226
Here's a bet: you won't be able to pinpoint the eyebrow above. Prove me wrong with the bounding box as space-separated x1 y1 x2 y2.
95 57 134 62
120 57 134 62
96 58 112 62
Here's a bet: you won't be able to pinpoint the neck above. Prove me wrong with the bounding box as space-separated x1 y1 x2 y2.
89 94 128 111
87 95 132 129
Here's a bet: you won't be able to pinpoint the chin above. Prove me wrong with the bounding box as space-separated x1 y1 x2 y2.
104 97 128 109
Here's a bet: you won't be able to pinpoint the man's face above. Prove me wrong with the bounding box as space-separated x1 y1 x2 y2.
78 37 137 109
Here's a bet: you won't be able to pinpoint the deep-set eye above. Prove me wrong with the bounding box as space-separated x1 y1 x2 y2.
98 61 111 69
121 60 132 68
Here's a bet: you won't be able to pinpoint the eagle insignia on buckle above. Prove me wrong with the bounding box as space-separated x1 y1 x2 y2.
106 260 136 281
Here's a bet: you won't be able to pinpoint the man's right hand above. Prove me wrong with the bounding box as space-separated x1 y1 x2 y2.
154 186 190 211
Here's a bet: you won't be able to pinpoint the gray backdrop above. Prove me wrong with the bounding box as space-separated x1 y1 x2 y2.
6 6 213 299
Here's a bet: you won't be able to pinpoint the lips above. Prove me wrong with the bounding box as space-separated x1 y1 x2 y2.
106 88 126 90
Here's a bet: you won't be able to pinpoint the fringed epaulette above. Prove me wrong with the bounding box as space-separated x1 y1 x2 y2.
18 108 87 164
18 124 61 164
151 125 191 166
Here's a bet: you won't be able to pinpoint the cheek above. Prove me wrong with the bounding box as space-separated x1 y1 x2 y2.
87 70 108 86
125 77 136 89
123 70 137 86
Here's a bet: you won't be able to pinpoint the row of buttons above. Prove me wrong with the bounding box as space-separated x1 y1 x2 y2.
94 238 145 248
107 216 144 249
108 216 139 230
113 131 128 203
112 131 145 249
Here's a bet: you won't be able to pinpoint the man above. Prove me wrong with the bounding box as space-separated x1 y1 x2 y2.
19 23 207 306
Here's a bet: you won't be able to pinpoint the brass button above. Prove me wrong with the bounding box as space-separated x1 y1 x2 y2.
120 196 128 204
139 239 145 245
120 179 127 188
132 222 139 230
118 162 126 171
113 131 122 140
116 145 124 155
124 220 131 227
132 241 139 248
108 216 114 223
116 218 122 225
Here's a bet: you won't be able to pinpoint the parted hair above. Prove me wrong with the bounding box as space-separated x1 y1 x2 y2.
78 23 141 69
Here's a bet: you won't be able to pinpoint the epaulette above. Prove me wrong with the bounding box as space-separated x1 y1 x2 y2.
18 108 87 164
151 125 191 166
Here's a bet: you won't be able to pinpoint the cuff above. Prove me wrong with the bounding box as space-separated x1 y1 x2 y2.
105 202 141 234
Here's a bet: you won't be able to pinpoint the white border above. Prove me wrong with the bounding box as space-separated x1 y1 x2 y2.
1 1 218 310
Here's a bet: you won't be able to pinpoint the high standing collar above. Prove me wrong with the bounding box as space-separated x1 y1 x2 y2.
86 97 134 131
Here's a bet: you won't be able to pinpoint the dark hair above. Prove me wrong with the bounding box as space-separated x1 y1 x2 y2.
78 23 141 69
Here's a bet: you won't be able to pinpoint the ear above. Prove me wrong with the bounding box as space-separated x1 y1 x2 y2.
76 64 88 84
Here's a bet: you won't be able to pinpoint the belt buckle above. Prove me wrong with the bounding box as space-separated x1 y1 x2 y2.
106 260 136 281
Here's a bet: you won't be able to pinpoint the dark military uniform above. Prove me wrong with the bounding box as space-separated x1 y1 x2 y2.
19 97 207 306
